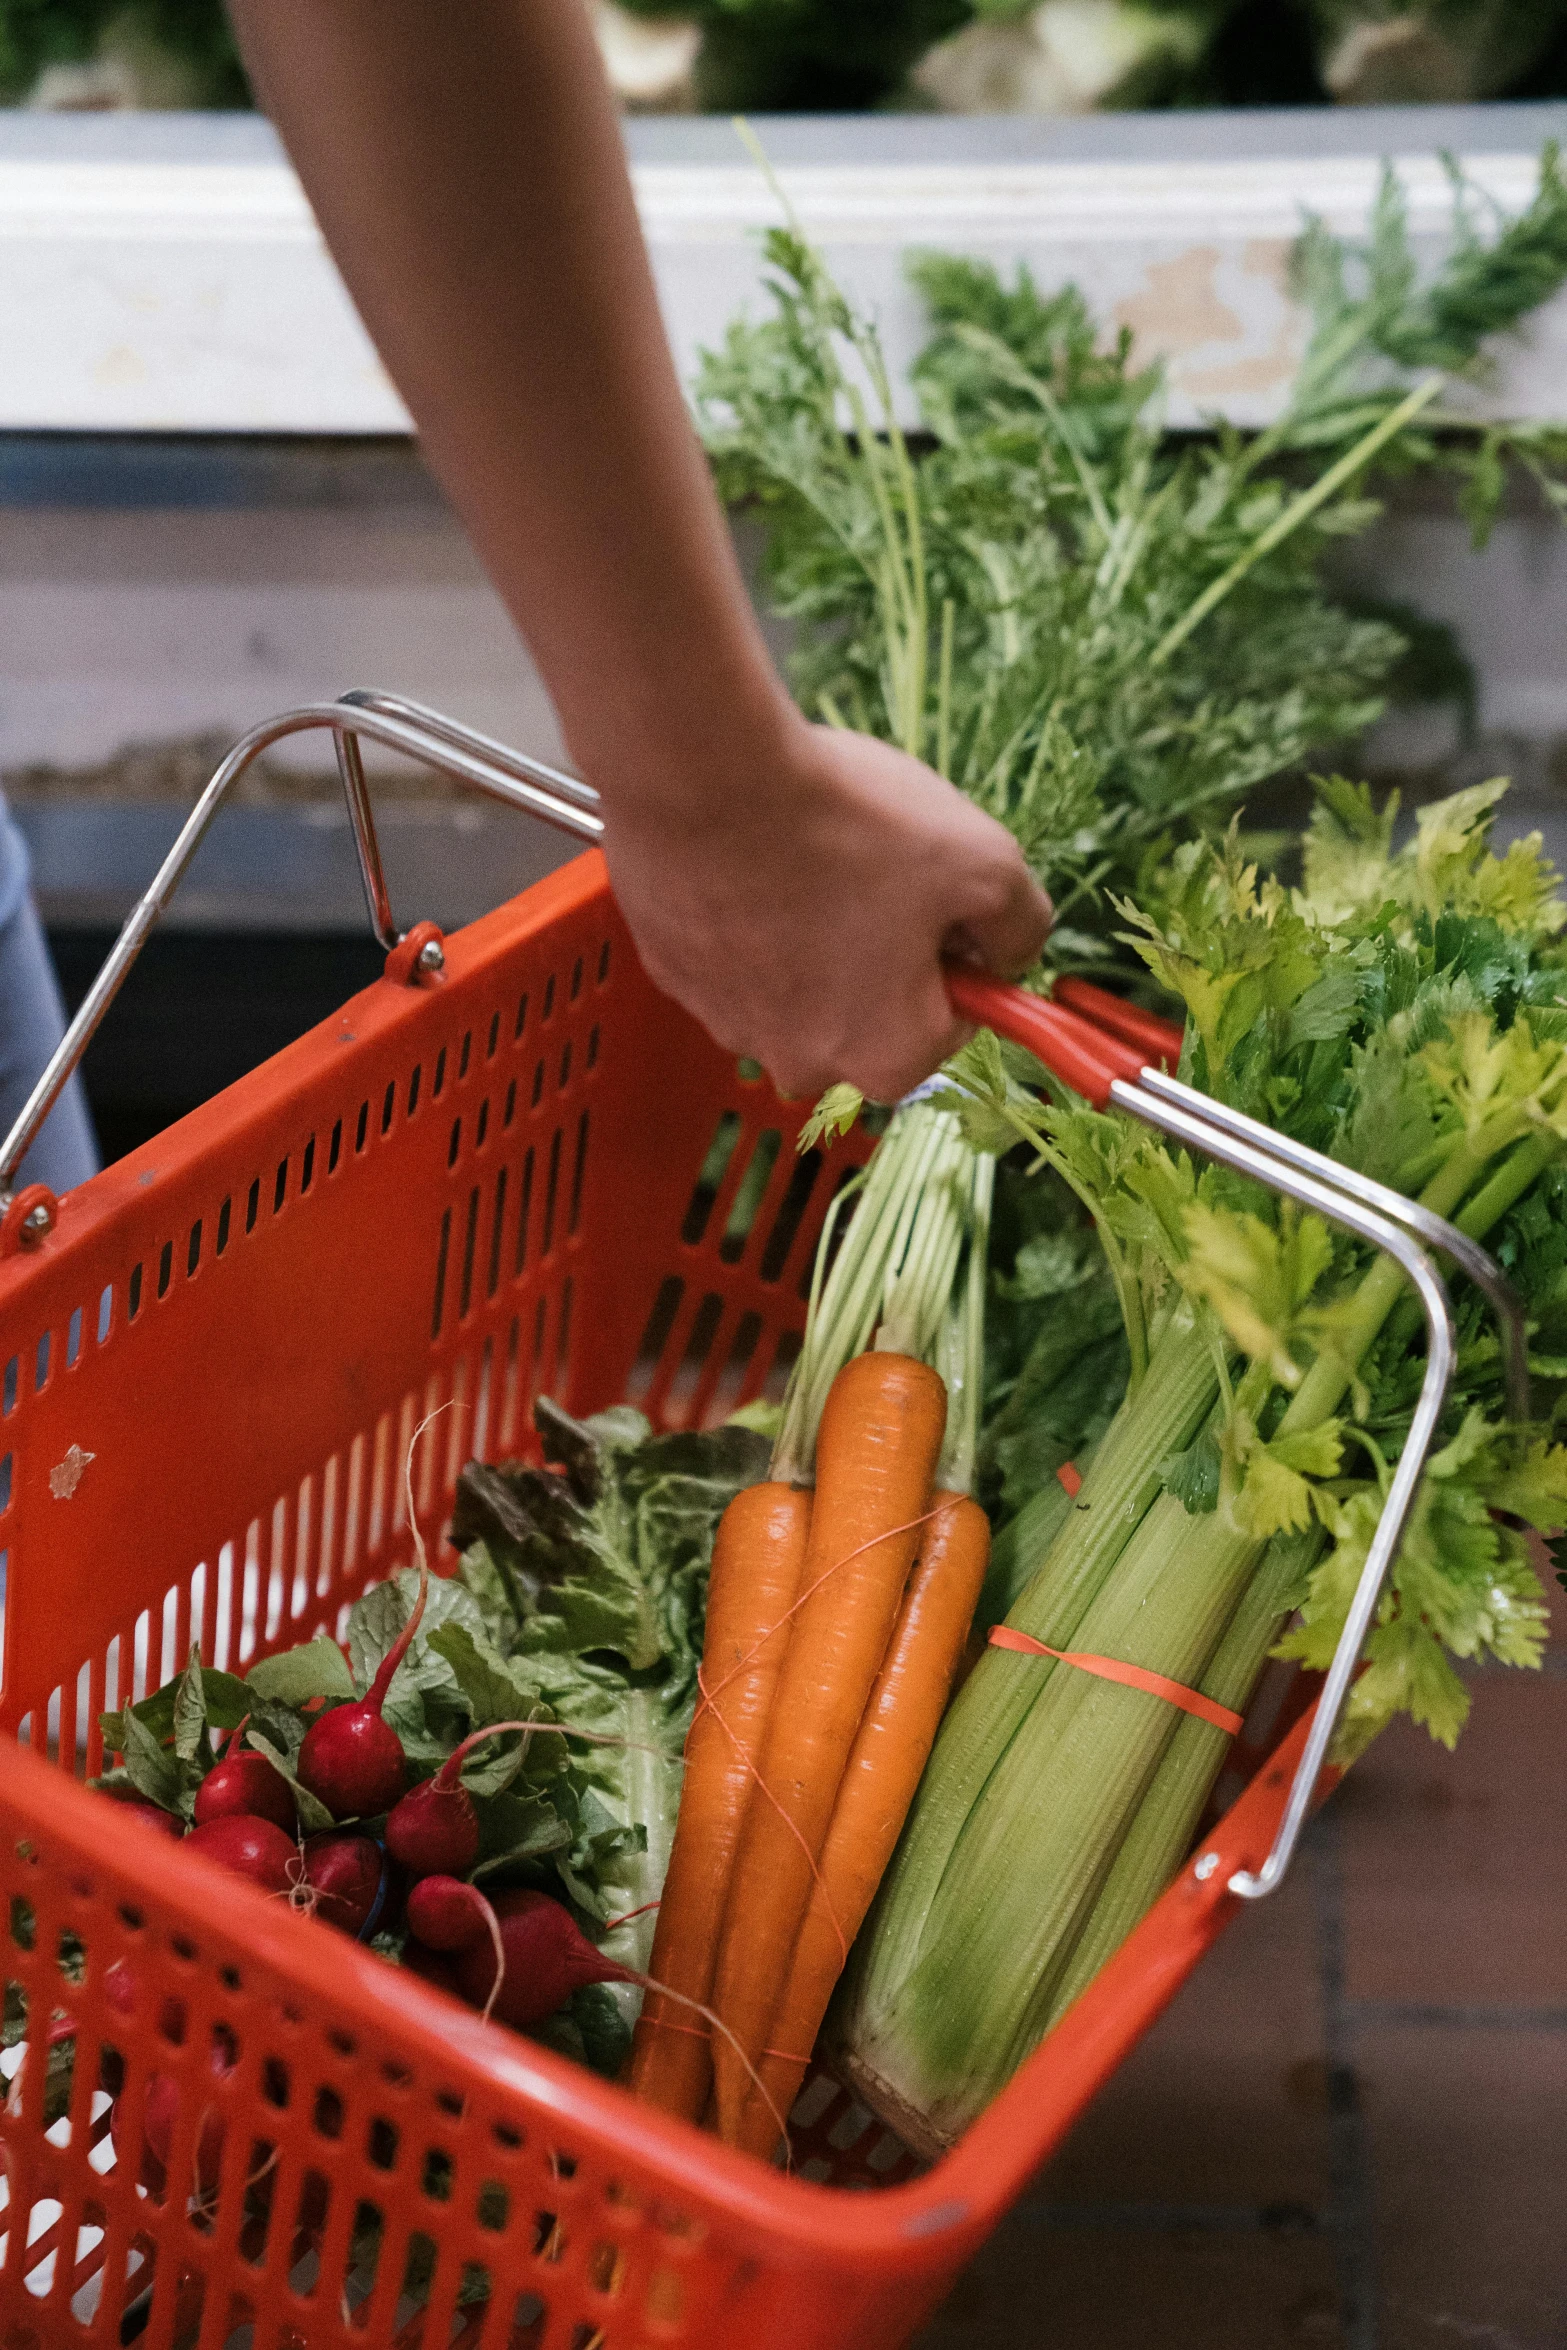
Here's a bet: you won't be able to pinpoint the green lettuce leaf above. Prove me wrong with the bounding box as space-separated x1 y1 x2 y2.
451 1402 768 1977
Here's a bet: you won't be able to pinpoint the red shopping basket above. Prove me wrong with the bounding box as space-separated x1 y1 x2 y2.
0 697 1476 2350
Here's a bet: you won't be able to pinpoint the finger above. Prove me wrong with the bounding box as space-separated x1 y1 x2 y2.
950 867 1053 980
763 1048 841 1104
838 975 971 1105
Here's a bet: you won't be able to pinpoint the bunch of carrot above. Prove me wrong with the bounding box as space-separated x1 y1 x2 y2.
628 1345 990 2158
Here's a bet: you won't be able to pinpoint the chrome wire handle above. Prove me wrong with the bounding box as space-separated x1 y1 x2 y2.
953 971 1531 1906
1134 1070 1530 1423
5 705 1532 1909
0 693 604 1199
1110 1071 1468 1902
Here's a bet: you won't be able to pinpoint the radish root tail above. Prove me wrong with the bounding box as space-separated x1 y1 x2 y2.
626 1969 794 2168
403 1400 457 1582
477 1893 506 2028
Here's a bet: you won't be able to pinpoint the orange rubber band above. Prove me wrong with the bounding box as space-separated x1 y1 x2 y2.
987 1624 1244 1736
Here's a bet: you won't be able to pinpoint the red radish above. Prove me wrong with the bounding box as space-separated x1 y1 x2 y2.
402 1939 464 1998
296 1572 428 1820
105 1794 184 1840
103 1961 138 2019
294 1832 387 1939
102 1962 187 2048
406 1873 495 1952
184 1813 298 1896
110 2071 173 2191
385 1717 536 1879
450 1890 632 2030
408 1876 508 2022
194 1718 297 1835
111 2023 236 2199
440 1893 790 2142
193 1753 296 1834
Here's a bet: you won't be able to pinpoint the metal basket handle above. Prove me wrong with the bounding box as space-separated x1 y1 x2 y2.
7 723 1523 1909
0 693 603 1203
951 966 1528 1906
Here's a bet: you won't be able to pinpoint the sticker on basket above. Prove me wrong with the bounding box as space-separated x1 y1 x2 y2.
49 1443 95 1499
986 1625 1244 1736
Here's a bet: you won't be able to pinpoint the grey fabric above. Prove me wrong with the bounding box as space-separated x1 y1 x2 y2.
0 802 99 1196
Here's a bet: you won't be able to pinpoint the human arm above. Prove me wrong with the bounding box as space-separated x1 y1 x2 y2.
224 0 1051 1098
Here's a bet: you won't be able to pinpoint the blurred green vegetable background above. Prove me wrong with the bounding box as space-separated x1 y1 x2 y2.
8 0 1567 114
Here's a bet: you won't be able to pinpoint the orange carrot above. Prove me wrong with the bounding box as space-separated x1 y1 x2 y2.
732 1491 991 2160
629 1481 810 2120
709 1351 947 2141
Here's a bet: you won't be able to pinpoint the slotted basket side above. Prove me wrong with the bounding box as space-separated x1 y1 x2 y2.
0 1671 1325 2349
0 1731 969 2350
0 853 934 2350
0 853 861 1773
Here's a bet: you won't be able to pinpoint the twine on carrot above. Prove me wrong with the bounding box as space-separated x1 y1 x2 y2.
695 1661 854 1973
637 2013 812 2066
986 1625 1244 1737
687 1502 954 1976
602 1899 662 1934
689 1502 957 1736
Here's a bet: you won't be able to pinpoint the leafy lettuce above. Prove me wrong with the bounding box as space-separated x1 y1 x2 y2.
446 1400 770 2019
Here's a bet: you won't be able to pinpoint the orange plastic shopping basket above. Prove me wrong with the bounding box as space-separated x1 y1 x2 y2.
0 695 1514 2350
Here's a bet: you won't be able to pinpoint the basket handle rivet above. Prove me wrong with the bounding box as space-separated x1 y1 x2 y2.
1 1185 58 1255
1192 1851 1221 1883
384 921 447 988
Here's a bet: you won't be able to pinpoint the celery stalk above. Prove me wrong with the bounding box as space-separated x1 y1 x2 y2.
842 1482 1268 2144
972 1468 1076 1637
837 1124 1533 2149
1043 1525 1319 2025
833 1304 1219 2062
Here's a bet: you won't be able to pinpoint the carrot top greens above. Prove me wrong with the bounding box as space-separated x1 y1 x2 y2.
699 146 1567 973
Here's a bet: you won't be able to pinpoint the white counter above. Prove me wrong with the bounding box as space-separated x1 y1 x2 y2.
2 104 1566 433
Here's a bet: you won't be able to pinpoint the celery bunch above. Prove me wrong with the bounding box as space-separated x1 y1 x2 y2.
832 779 1567 2152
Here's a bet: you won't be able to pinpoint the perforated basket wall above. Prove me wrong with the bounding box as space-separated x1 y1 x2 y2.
0 851 1320 2350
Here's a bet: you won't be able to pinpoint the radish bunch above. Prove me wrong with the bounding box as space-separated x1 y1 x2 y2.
97 1581 431 1939
91 1403 773 2107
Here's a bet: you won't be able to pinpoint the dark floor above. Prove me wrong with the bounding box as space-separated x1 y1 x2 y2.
915 1584 1567 2350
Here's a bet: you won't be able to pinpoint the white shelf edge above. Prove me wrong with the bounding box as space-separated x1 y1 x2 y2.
0 114 1564 432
